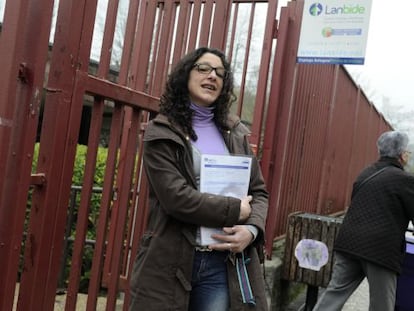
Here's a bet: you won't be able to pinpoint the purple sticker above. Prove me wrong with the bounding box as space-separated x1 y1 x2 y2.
294 239 329 271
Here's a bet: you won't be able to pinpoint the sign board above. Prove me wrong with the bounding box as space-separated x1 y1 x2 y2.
297 0 372 65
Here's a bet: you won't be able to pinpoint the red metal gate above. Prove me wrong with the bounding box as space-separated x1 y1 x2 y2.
0 0 280 310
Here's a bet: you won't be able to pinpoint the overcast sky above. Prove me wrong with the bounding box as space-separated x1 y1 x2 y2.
344 0 414 112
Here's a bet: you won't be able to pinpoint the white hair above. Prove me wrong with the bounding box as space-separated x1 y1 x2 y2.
377 131 409 158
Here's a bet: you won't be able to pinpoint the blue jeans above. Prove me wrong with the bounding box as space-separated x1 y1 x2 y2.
188 251 229 311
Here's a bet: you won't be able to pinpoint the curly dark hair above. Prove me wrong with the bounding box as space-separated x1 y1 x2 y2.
159 47 236 141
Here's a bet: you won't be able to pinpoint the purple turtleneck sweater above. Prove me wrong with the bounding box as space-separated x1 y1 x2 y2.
190 103 259 242
190 103 228 155
190 104 257 295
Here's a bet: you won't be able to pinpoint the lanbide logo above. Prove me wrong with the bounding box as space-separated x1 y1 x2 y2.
309 3 323 16
325 4 365 14
309 2 366 16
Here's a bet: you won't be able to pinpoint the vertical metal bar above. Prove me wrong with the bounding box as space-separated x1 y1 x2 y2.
0 1 31 307
57 187 80 290
0 0 27 178
150 1 175 97
118 0 142 85
77 0 100 64
249 0 278 149
161 4 178 89
198 0 213 47
86 105 124 311
260 3 291 184
226 3 239 64
129 0 158 91
262 1 303 257
146 9 163 91
187 0 201 50
99 0 121 78
147 4 163 94
105 109 141 310
65 98 104 310
236 3 255 117
209 1 232 50
121 128 145 277
171 0 190 66
17 0 99 308
0 0 55 309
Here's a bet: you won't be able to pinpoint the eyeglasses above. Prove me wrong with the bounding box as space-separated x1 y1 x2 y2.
193 63 227 79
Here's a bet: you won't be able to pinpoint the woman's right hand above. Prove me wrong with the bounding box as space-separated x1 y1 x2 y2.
238 195 252 221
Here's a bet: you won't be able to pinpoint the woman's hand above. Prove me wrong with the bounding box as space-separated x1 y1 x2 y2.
238 195 252 222
208 225 254 253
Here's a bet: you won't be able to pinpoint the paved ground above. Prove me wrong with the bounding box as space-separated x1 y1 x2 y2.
342 279 369 311
15 279 369 310
53 294 124 311
13 284 124 311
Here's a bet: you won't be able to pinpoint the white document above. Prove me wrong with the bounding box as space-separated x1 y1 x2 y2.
199 154 252 245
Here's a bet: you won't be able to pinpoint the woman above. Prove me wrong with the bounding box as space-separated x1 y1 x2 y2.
129 47 269 311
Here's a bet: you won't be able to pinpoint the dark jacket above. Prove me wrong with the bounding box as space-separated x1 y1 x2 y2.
129 114 269 310
334 157 414 274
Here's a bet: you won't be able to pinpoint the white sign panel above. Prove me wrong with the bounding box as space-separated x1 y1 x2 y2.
297 0 372 65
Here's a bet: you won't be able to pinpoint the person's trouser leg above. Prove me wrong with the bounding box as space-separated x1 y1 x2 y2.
362 261 397 311
313 252 365 311
188 251 229 311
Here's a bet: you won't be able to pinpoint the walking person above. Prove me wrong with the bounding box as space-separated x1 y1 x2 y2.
313 131 414 311
129 47 269 311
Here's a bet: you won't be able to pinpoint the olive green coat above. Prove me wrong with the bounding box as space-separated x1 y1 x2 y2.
129 114 269 310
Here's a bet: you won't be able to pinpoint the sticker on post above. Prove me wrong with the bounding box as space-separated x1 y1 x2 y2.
294 239 329 271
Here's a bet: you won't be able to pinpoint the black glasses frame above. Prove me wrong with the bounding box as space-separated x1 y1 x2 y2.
193 63 227 79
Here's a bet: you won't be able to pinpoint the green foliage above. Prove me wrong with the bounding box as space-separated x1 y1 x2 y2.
32 143 39 172
71 145 109 292
31 143 109 293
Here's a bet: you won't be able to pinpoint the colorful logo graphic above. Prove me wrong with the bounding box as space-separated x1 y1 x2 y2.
309 3 323 16
322 27 333 37
321 27 362 37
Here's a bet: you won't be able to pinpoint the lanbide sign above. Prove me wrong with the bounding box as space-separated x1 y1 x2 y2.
297 0 372 65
